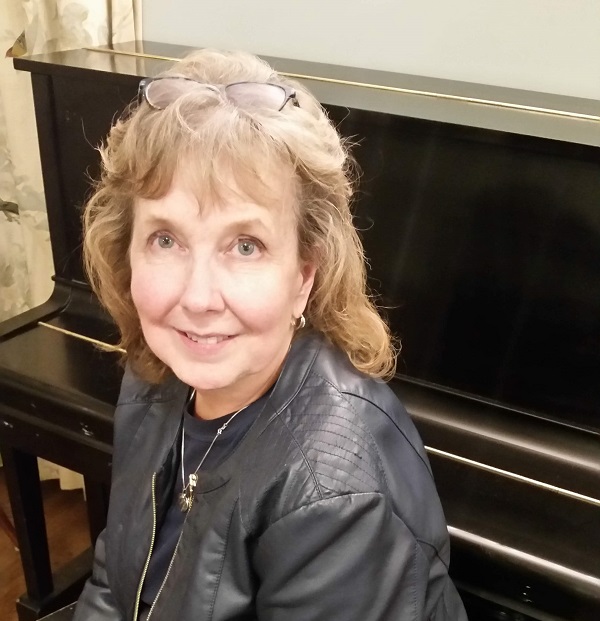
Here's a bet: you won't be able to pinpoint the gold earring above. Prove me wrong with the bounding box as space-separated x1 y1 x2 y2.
297 314 306 330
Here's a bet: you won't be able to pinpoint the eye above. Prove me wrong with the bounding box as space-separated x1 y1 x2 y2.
155 234 175 249
237 239 256 256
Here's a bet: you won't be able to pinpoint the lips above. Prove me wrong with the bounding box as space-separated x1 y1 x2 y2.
183 331 232 345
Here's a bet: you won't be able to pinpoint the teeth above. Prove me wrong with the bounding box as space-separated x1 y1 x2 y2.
185 332 227 344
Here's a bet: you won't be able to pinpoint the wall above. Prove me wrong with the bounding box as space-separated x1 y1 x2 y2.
142 0 600 101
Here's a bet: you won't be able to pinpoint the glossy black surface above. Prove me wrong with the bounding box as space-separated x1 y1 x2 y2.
39 75 138 282
325 106 600 431
395 377 600 619
38 604 76 621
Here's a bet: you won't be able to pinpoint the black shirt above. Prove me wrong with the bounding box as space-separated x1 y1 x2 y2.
141 391 269 607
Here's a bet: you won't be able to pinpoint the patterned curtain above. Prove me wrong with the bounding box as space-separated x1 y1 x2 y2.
0 0 142 488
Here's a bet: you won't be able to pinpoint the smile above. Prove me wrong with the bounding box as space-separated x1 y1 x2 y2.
183 332 232 345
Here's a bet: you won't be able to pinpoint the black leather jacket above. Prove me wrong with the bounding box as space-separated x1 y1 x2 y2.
74 332 467 620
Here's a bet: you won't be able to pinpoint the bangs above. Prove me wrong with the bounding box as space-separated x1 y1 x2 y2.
124 96 298 214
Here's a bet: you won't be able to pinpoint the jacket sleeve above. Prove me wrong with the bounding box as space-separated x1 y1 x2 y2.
252 492 466 621
72 529 124 621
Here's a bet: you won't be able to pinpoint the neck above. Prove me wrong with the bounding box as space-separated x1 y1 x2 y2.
192 365 280 420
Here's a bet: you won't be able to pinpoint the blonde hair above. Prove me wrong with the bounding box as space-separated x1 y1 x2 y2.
84 49 397 383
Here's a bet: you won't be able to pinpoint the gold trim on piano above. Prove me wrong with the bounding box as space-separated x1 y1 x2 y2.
38 321 126 354
84 46 600 123
448 526 600 588
426 446 600 507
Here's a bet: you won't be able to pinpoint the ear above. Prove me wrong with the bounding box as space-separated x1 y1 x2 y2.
294 260 317 316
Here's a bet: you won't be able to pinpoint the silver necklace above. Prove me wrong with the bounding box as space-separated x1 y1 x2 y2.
178 397 248 513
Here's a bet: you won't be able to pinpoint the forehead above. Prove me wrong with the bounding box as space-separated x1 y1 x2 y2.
177 154 298 215
133 164 299 233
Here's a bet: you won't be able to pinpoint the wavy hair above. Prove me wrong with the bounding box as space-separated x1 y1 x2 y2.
83 49 397 383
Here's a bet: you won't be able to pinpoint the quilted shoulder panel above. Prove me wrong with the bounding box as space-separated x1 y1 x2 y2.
239 372 388 532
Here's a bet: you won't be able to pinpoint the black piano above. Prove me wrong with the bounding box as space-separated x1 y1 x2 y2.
1 42 599 621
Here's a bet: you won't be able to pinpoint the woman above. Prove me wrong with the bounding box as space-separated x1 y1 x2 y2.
75 49 467 621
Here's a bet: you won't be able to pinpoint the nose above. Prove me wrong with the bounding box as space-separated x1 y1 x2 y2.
179 256 225 314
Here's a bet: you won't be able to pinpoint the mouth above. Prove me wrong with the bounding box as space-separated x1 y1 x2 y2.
181 331 234 345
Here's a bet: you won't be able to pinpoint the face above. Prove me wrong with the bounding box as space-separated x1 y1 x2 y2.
129 172 315 418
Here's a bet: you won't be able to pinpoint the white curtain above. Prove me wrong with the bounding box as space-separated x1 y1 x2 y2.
0 0 142 489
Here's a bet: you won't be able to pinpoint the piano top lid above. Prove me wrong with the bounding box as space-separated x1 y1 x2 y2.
14 40 600 148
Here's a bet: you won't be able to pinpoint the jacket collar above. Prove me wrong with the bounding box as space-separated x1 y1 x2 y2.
259 330 323 428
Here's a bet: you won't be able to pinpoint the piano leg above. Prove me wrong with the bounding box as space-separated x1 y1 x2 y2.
0 445 93 620
1 446 52 591
0 445 53 619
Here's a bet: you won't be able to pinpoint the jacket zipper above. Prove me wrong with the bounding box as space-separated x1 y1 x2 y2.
132 473 158 621
145 516 188 620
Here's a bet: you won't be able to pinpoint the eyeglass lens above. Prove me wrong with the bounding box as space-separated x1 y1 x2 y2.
225 83 288 111
144 79 209 109
145 79 289 111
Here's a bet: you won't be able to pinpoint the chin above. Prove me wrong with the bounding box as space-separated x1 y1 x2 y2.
172 358 241 391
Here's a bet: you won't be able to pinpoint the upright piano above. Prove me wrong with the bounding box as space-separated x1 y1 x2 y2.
1 42 599 621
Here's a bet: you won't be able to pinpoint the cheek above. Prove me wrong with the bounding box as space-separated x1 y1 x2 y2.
224 269 302 327
130 262 176 320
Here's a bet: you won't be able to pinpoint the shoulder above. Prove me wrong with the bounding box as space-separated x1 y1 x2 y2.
240 334 437 530
309 335 427 460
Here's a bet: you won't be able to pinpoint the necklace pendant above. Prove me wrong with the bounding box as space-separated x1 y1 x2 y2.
178 491 192 512
178 403 246 515
178 473 198 513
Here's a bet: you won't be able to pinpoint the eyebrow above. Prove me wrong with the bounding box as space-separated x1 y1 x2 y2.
135 214 173 230
221 217 271 233
134 212 273 235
